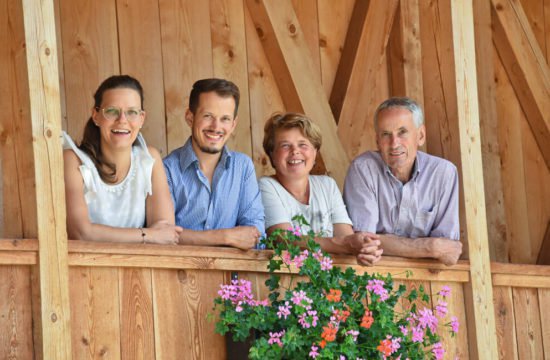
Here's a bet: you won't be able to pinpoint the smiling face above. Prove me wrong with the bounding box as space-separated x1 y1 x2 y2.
186 91 237 156
271 127 318 181
92 88 145 151
375 107 425 182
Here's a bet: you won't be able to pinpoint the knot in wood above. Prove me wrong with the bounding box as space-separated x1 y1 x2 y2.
288 23 297 36
50 312 57 322
256 26 265 40
45 47 51 56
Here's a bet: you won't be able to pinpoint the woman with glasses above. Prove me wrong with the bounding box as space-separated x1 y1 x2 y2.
260 113 383 266
63 75 182 244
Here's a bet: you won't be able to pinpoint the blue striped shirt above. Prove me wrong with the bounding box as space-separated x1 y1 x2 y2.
163 138 265 234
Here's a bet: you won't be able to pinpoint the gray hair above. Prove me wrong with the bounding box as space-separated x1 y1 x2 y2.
374 97 424 129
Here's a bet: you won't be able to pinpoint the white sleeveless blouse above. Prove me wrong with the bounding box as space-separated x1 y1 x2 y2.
63 132 155 228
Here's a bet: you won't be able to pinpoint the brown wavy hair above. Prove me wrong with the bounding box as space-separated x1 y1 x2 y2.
78 75 144 183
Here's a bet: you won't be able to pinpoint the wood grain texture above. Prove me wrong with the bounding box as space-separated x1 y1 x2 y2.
537 288 550 359
419 0 468 244
537 222 550 265
512 287 544 359
291 0 321 77
0 266 33 359
159 0 213 153
153 269 225 359
117 0 167 155
388 0 424 104
450 0 498 357
473 0 509 262
493 286 518 360
492 0 550 169
245 0 349 187
21 0 73 357
431 282 469 359
210 0 252 158
69 267 121 359
244 5 284 177
494 54 533 263
0 0 37 239
521 114 550 262
59 0 120 140
317 0 354 97
334 0 398 159
120 268 155 360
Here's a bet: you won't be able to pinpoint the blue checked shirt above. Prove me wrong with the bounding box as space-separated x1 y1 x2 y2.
163 138 265 235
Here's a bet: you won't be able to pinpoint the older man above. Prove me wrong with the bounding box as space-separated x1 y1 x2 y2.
343 97 462 265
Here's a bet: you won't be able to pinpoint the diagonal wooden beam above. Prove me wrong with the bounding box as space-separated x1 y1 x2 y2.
332 0 398 159
245 0 349 187
21 0 72 358
492 0 550 169
451 0 498 358
329 0 370 121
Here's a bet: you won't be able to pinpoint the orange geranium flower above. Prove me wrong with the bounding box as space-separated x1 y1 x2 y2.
321 323 337 342
377 339 392 357
360 309 374 329
319 340 327 349
326 289 342 302
333 309 350 322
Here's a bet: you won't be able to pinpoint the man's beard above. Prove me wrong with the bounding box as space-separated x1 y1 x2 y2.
193 134 223 154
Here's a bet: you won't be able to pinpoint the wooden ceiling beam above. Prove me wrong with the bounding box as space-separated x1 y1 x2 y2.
492 0 550 169
331 0 398 158
245 0 349 187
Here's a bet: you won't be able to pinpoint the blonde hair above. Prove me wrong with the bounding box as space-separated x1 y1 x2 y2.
263 112 322 168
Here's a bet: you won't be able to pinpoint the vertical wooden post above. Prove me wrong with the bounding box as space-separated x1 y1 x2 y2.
21 0 72 358
449 0 498 358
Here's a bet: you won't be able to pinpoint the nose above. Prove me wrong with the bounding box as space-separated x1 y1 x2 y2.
116 111 128 123
389 134 400 147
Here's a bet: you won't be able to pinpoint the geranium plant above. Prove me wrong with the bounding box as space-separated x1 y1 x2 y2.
213 216 459 359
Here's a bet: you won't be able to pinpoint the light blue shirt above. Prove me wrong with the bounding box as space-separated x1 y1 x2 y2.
343 151 459 240
163 138 265 234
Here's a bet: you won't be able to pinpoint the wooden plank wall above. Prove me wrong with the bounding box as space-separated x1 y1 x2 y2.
2 0 547 263
1 0 549 259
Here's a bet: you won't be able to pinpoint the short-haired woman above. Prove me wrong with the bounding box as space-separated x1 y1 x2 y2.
260 112 382 265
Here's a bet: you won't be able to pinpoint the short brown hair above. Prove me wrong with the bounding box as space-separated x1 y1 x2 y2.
189 78 240 117
263 112 322 168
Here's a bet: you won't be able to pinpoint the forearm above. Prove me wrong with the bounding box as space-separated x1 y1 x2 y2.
69 223 147 243
178 228 227 246
378 234 460 263
314 236 353 255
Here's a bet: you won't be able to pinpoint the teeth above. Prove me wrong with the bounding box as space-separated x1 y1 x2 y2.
112 129 130 134
288 159 304 164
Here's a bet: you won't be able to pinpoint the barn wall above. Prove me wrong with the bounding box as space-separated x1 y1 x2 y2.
0 0 548 265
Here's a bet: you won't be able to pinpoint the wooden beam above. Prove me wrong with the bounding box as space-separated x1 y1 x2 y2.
450 0 499 358
245 0 349 186
317 0 355 98
159 0 213 153
537 221 550 265
388 0 424 102
473 0 509 262
492 0 550 169
118 0 167 155
21 0 72 358
210 0 252 157
333 0 398 159
244 5 283 177
328 0 370 120
388 0 424 152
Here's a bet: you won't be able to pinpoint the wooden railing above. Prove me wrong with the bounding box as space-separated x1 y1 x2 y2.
0 239 548 359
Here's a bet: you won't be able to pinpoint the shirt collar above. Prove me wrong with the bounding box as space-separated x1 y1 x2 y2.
382 151 423 182
179 137 232 171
